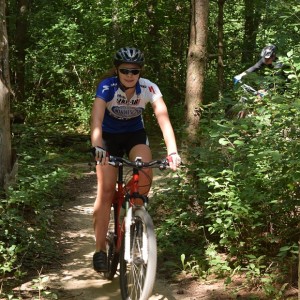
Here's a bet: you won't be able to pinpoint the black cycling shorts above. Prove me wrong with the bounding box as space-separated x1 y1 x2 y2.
102 129 149 157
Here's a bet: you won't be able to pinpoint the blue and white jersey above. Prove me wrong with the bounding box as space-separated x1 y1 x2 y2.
95 77 162 133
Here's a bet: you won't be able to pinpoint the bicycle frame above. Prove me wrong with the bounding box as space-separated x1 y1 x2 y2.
112 157 149 255
227 82 267 119
104 155 169 299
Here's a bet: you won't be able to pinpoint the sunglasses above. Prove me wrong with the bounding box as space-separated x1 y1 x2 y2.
119 68 141 75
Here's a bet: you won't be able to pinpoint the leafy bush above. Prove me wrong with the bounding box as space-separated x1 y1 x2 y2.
188 53 300 281
0 103 89 288
155 54 300 293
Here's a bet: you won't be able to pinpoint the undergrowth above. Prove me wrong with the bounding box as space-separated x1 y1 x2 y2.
151 53 300 300
0 103 90 299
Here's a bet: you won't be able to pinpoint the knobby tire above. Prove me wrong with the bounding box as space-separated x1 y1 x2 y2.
119 208 157 300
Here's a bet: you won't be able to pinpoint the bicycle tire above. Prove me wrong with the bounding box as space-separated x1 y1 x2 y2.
119 208 157 300
104 232 119 280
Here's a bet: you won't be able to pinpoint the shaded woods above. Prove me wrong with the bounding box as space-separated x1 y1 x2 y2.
0 0 299 299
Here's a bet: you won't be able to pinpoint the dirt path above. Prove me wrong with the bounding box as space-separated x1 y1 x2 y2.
47 166 177 299
42 163 236 300
12 169 298 300
10 134 298 299
25 159 297 300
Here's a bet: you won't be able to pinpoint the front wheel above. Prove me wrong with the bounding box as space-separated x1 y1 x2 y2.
119 208 157 300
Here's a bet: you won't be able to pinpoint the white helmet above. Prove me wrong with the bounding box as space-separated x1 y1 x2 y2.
261 45 276 59
114 47 145 67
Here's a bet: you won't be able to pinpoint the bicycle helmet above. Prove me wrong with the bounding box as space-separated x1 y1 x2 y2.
260 44 276 59
114 47 145 67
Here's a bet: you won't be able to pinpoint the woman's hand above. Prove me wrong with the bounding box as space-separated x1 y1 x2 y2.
93 146 108 165
167 152 182 171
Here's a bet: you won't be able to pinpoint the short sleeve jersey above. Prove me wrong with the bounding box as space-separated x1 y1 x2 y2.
95 77 162 133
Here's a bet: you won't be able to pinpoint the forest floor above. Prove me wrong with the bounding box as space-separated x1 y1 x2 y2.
8 161 298 300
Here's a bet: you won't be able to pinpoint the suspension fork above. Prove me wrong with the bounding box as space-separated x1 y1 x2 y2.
115 163 124 252
124 167 139 262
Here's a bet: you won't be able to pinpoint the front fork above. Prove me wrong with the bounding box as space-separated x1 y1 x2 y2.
124 167 149 262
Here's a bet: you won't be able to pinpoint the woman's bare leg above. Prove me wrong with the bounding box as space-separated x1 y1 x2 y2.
93 164 117 252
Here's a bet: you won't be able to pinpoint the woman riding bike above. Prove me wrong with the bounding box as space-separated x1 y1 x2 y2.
90 47 181 273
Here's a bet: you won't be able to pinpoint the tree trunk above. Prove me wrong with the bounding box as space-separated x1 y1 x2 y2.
111 0 121 49
146 0 161 78
0 0 12 190
185 0 209 142
241 0 261 63
217 0 226 98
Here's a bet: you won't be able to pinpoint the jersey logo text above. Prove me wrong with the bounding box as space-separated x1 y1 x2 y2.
102 85 109 93
148 86 155 94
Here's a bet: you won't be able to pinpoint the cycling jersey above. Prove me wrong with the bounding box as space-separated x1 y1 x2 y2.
95 77 162 133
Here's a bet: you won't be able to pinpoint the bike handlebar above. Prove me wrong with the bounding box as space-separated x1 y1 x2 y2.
238 82 267 97
108 156 170 170
241 83 258 95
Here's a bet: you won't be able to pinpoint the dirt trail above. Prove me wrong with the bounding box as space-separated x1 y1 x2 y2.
41 161 243 300
29 161 299 300
46 165 182 300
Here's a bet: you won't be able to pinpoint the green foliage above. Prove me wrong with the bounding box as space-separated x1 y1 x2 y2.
205 244 231 277
0 161 69 274
0 101 89 297
180 253 207 278
30 274 58 300
9 0 190 120
183 53 300 287
5 0 300 297
152 52 299 294
149 172 208 276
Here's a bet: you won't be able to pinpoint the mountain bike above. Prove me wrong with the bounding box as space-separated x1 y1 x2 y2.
226 82 266 119
102 155 170 300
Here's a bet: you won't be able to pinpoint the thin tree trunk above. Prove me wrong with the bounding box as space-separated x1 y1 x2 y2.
0 0 12 189
241 0 261 63
185 0 209 142
111 0 121 49
217 0 226 98
146 0 161 78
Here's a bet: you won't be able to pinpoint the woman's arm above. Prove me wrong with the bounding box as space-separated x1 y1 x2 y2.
91 97 106 147
151 97 178 155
